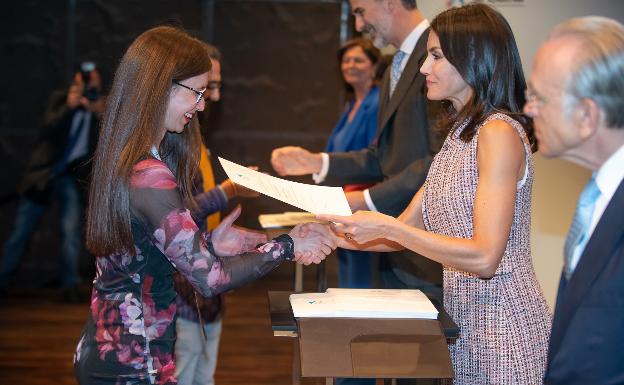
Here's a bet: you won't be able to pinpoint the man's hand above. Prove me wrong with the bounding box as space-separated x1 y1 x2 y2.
66 83 83 109
220 179 260 199
233 182 260 198
271 146 323 176
67 71 105 113
220 166 261 199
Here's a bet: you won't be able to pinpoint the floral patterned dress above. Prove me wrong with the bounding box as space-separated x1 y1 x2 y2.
73 159 293 385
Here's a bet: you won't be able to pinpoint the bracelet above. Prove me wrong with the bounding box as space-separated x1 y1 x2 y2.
273 234 295 261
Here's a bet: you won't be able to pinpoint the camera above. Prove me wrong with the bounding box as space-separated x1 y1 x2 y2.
82 86 99 102
80 61 99 101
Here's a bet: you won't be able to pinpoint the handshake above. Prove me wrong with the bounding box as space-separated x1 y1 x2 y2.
209 206 338 265
288 222 337 265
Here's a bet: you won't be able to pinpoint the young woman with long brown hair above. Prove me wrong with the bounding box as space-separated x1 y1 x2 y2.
73 26 335 385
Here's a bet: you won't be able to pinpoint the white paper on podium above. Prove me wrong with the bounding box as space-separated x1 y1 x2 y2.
258 212 320 229
218 157 352 216
289 289 439 319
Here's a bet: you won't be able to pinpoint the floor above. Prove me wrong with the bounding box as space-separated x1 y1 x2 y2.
0 260 332 385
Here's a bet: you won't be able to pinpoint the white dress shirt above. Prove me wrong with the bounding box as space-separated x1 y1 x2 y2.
314 20 430 212
569 144 624 272
66 110 92 164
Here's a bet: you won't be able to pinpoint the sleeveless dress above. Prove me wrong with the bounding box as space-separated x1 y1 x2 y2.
422 113 551 384
73 159 294 384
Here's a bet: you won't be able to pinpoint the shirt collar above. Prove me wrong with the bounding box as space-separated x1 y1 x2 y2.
399 19 430 55
595 143 624 201
150 146 162 161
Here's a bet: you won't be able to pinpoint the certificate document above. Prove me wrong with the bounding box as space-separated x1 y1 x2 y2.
290 288 439 319
258 212 319 229
218 157 352 216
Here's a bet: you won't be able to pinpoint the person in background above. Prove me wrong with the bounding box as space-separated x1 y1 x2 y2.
319 4 551 384
328 37 382 293
271 0 444 318
73 26 335 385
318 35 383 385
523 16 624 385
0 62 103 302
174 44 260 385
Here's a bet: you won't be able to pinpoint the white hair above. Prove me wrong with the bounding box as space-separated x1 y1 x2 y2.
550 16 624 128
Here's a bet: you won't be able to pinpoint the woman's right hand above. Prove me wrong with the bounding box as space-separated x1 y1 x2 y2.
288 222 337 265
212 205 268 257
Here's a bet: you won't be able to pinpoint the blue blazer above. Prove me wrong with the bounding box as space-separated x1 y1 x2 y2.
545 178 624 384
325 86 379 153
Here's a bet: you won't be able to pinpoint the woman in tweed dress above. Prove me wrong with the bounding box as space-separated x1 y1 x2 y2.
319 4 551 384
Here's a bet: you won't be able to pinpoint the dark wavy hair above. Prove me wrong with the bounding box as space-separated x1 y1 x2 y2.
337 37 382 98
86 26 212 256
431 3 536 150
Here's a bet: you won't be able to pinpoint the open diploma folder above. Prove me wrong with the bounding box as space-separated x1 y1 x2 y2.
218 157 352 216
290 289 439 319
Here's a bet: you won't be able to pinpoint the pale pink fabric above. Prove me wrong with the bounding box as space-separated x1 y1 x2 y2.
423 113 551 384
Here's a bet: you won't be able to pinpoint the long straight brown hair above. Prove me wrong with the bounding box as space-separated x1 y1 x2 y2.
86 26 212 256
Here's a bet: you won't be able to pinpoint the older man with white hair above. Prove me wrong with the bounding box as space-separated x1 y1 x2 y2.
524 16 624 385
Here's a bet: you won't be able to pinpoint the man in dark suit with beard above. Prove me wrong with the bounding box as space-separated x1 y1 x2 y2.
271 0 442 302
272 4 442 383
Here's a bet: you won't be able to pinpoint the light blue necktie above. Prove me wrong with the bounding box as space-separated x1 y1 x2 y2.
563 176 601 279
390 50 407 96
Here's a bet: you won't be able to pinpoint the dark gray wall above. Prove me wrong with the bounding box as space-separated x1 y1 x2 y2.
0 0 344 287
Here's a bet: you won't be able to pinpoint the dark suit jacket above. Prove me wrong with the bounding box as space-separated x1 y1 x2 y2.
19 90 99 198
324 29 443 288
544 178 624 385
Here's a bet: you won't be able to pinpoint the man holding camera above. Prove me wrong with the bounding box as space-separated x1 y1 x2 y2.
0 62 103 302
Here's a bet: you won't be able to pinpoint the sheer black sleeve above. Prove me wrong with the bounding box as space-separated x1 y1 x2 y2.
129 159 293 297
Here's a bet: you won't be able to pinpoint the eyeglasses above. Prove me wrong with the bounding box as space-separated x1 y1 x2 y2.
174 81 206 105
524 87 549 108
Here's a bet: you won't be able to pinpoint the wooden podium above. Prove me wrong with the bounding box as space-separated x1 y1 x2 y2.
268 291 458 384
